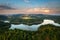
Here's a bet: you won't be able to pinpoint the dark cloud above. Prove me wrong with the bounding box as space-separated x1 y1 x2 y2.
0 5 15 10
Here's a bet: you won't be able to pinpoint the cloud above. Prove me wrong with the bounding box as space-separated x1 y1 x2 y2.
23 8 51 14
0 5 15 10
0 7 60 15
24 0 30 3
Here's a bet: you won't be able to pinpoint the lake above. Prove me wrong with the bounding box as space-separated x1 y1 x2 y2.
4 19 60 31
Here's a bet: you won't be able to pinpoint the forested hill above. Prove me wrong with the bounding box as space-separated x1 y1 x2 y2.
0 15 8 20
0 24 60 40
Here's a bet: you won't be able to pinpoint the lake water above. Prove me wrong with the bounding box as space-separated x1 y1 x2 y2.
7 19 60 31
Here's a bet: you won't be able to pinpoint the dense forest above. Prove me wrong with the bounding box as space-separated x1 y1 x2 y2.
0 15 60 40
0 22 60 40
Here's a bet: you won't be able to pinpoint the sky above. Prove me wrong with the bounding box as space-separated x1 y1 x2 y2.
0 0 60 15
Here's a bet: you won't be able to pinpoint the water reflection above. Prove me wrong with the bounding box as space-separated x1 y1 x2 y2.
9 19 60 31
9 24 40 31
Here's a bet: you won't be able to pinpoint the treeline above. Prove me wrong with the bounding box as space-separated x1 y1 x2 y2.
0 24 60 40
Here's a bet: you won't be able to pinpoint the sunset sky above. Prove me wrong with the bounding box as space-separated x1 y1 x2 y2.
0 0 60 15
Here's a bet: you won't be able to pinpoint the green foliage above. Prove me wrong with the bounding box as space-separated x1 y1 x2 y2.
0 24 60 40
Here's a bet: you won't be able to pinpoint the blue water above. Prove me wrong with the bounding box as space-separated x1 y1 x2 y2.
9 19 60 31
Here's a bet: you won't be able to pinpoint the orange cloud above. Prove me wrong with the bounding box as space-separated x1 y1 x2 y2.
24 8 51 14
0 8 59 14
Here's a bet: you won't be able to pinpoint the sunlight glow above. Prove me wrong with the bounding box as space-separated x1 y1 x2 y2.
22 17 31 19
44 10 50 13
21 15 32 19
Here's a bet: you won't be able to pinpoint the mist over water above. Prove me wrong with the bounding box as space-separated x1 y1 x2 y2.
9 19 60 31
41 19 60 26
9 24 40 31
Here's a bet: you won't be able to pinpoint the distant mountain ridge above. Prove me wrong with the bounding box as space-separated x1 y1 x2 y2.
0 14 60 24
0 15 8 20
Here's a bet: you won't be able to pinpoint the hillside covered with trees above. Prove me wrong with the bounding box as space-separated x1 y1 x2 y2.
0 24 60 40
